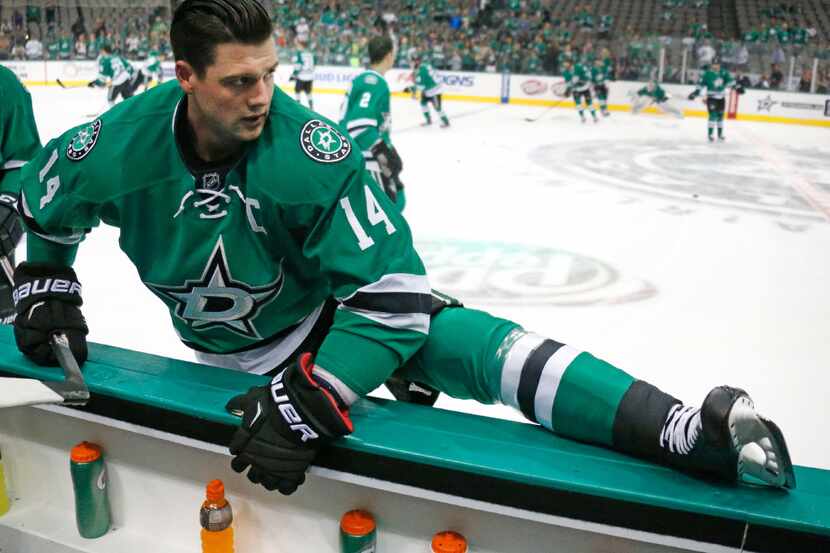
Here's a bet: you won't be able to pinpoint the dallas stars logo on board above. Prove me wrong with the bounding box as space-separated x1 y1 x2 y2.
66 119 102 161
300 119 351 163
147 237 283 339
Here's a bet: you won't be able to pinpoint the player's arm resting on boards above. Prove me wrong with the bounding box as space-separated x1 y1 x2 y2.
13 128 95 366
1 73 42 265
227 158 429 494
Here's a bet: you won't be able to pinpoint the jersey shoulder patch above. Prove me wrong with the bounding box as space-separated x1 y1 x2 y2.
299 119 351 164
66 119 102 161
365 74 378 85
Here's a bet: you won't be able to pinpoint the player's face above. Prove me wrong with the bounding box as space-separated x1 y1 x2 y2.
180 39 278 146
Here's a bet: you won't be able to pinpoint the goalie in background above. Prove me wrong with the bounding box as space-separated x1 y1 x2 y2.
631 80 685 119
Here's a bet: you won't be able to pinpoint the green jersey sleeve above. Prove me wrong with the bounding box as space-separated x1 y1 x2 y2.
0 67 41 194
17 119 110 266
300 160 430 395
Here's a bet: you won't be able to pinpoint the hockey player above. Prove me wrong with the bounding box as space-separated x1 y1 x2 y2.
339 36 405 210
143 47 164 90
632 80 684 118
11 0 794 497
688 59 743 141
562 59 598 123
412 55 450 127
0 65 40 324
590 57 612 117
94 45 147 106
291 38 315 110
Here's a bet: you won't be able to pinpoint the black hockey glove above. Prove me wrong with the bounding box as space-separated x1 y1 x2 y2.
688 90 700 100
735 84 746 95
226 353 353 495
0 193 23 259
13 262 88 366
370 140 403 179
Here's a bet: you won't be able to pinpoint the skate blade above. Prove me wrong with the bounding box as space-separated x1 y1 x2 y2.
730 397 797 489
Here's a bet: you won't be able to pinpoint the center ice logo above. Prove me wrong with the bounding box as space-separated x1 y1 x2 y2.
66 119 102 161
300 120 351 163
417 240 655 306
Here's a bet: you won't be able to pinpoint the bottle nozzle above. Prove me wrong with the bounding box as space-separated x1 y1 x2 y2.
206 479 225 503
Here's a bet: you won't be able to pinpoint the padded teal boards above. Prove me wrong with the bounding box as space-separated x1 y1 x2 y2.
0 326 828 538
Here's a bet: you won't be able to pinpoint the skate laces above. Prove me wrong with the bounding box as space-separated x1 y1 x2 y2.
660 404 702 455
173 188 231 220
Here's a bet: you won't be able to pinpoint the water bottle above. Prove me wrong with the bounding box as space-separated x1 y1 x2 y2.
69 441 111 538
339 509 377 553
200 479 234 553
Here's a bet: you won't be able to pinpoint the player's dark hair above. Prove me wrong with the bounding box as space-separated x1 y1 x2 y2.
368 36 394 65
171 0 273 76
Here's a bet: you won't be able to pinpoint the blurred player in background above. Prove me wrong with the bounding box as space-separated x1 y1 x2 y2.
340 36 406 210
688 59 743 141
143 46 164 91
0 65 41 323
291 37 315 110
412 54 450 127
562 59 598 123
632 80 684 118
591 57 612 117
92 45 147 107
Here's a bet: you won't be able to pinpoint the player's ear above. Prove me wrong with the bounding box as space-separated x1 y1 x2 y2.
175 60 197 94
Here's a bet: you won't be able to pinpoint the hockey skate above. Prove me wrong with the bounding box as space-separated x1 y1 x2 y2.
440 120 450 128
718 135 725 142
665 386 796 489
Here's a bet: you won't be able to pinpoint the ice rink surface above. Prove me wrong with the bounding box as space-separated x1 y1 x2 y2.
23 85 830 470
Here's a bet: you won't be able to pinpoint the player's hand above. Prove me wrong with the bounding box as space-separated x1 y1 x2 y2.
735 84 746 95
13 262 88 366
0 193 23 259
225 353 353 494
370 141 402 179
688 90 700 100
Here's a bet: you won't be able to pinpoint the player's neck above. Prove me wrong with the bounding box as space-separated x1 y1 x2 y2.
186 100 243 163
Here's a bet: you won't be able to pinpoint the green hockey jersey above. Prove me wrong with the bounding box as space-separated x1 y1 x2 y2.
563 63 591 92
0 66 41 194
591 64 611 86
293 49 315 81
693 68 735 100
145 50 162 74
638 83 668 103
415 63 443 97
339 69 391 152
17 81 430 394
98 54 135 86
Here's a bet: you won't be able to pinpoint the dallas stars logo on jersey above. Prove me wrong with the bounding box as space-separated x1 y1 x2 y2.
147 237 284 339
300 120 351 163
66 120 102 161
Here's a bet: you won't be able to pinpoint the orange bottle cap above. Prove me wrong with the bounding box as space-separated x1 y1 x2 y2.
70 441 102 463
206 479 225 502
340 509 376 536
431 531 468 553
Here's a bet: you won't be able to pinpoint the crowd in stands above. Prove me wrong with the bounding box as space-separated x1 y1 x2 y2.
0 1 827 94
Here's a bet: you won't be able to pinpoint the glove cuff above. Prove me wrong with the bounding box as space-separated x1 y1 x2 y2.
269 353 354 446
13 262 83 313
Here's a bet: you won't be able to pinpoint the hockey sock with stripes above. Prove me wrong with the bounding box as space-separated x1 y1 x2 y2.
708 121 715 138
497 330 686 459
717 119 724 137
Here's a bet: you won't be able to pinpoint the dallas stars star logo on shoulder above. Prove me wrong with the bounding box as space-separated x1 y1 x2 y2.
147 237 283 339
66 119 102 161
300 119 351 163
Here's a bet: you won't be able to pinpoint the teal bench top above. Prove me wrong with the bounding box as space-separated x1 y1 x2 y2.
1 326 828 538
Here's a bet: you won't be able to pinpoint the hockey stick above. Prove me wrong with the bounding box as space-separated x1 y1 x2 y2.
0 254 90 408
56 78 90 89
